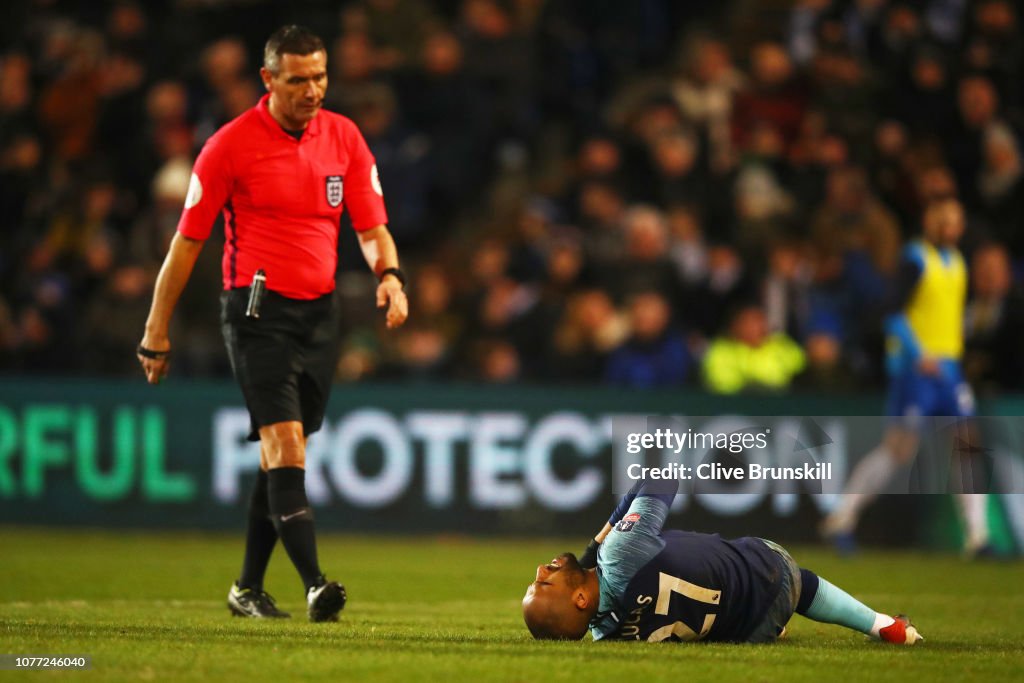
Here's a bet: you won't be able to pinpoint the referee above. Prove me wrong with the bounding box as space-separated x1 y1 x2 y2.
137 25 408 622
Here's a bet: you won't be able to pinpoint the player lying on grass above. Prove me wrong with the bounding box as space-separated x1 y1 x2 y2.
522 478 923 644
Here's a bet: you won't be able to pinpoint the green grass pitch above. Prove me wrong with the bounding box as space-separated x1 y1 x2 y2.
1 527 1022 682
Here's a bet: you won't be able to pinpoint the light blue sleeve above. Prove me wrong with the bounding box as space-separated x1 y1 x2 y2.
597 496 669 603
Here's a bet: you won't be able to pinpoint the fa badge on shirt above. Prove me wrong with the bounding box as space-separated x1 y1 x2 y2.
325 175 344 207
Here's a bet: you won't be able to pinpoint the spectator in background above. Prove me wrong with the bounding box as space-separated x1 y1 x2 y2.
95 47 148 203
37 26 104 163
470 275 545 376
666 203 709 287
130 158 190 271
458 0 536 147
602 205 679 303
964 242 1024 394
80 259 151 375
38 178 120 299
915 164 960 210
787 0 830 68
762 239 812 342
346 84 432 247
805 240 867 372
732 42 808 152
702 304 805 394
325 31 383 114
395 30 482 218
795 315 860 394
811 165 901 303
732 162 795 255
461 235 546 371
684 244 754 338
865 3 924 76
575 133 625 185
410 263 463 350
614 97 688 205
787 110 850 213
549 289 629 382
888 47 957 143
8 254 76 374
380 263 462 381
531 229 586 344
0 53 42 266
0 52 35 146
977 123 1024 255
335 329 381 383
869 119 922 229
0 296 18 368
949 74 1004 206
605 290 690 388
193 37 250 134
671 33 745 174
809 46 878 153
473 337 521 383
105 2 149 62
964 0 1022 108
502 199 558 284
647 129 707 208
388 323 453 380
218 79 260 122
576 180 627 268
911 164 991 254
141 80 193 201
560 134 624 229
360 0 440 72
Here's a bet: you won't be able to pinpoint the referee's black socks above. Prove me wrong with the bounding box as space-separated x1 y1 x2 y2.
238 469 277 591
267 467 324 591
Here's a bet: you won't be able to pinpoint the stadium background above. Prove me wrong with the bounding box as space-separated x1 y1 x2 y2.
2 0 1024 553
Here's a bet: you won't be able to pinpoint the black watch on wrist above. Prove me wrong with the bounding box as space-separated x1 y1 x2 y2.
380 267 406 288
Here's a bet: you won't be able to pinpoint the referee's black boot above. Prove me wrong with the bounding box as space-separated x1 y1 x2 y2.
228 583 291 618
307 578 346 622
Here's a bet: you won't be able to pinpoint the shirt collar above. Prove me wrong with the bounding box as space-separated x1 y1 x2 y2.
257 93 322 140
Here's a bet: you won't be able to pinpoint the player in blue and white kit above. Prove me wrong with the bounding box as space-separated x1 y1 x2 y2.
522 479 923 644
821 196 990 556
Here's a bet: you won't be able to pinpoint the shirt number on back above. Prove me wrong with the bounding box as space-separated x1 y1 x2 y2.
646 572 721 642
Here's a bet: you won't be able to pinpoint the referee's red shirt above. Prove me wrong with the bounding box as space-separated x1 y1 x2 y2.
177 94 388 299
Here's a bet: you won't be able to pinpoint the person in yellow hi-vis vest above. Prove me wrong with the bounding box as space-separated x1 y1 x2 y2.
821 196 991 557
702 305 806 394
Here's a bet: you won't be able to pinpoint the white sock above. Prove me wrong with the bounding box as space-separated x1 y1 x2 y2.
870 613 896 638
828 445 899 533
958 494 989 550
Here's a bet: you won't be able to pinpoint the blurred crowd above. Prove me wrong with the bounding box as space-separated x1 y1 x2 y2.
2 0 1024 395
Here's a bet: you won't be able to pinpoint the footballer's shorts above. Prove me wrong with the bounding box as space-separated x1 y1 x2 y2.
221 287 342 441
745 539 801 644
885 362 975 428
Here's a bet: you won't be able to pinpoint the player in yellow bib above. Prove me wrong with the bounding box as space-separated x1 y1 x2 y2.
821 197 990 556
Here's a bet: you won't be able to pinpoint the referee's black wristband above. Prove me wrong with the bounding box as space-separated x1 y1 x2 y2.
380 267 406 287
136 344 170 360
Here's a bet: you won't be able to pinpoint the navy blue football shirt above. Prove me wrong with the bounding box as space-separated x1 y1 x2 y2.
590 481 785 642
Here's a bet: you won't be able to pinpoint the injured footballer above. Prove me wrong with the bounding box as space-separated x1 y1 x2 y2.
522 478 923 644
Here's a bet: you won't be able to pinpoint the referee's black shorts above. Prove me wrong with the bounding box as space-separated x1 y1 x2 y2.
220 287 342 441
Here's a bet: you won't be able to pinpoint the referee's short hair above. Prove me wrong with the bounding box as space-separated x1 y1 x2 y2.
264 25 325 75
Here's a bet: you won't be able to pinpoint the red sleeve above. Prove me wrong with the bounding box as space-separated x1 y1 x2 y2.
177 133 234 240
343 120 388 231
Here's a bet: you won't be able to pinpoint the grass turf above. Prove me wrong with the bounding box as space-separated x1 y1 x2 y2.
1 527 1022 682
